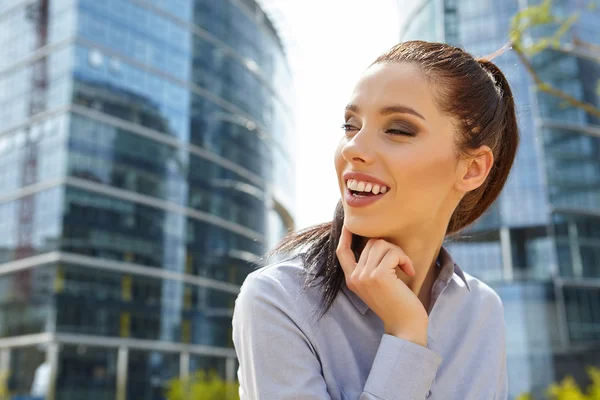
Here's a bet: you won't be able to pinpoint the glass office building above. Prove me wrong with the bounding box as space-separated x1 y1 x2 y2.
401 0 600 398
0 0 295 398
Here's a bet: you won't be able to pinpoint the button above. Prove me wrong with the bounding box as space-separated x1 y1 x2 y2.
426 390 432 398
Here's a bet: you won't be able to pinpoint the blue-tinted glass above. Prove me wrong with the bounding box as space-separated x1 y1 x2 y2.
127 350 179 400
0 268 53 336
61 186 262 281
7 346 47 397
56 345 118 399
544 129 600 210
190 355 228 378
1 0 293 397
54 265 238 345
72 44 191 142
564 285 600 343
553 213 600 279
0 3 75 69
67 113 268 235
0 47 74 131
444 230 504 282
0 187 64 264
494 282 560 398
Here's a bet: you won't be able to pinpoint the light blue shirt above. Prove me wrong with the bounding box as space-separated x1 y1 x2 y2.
232 247 508 399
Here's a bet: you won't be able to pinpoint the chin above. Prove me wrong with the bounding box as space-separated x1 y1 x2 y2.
343 213 390 239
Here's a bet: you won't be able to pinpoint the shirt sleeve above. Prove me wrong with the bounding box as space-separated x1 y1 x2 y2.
364 335 442 399
494 353 508 400
232 271 443 400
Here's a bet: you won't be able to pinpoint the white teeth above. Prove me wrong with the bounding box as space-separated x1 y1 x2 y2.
346 179 389 195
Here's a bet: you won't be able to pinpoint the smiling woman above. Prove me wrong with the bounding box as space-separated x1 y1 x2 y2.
232 41 519 400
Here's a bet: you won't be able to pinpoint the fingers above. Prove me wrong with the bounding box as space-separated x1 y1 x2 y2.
361 240 415 278
378 249 418 295
356 238 375 270
379 248 415 278
337 227 416 291
336 225 357 277
359 240 389 277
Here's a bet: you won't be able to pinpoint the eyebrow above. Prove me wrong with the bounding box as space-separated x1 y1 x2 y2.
345 104 426 121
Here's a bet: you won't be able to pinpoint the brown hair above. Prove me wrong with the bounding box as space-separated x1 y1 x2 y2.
266 41 519 318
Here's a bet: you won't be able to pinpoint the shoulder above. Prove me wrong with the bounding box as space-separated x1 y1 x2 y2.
456 270 506 333
463 271 505 312
234 255 319 316
239 255 307 297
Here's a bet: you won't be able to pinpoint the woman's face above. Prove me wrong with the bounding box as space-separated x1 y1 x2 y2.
334 62 464 239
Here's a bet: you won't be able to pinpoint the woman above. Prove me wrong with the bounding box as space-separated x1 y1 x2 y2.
233 41 518 400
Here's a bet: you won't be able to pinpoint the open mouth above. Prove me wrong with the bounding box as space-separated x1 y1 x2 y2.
346 179 389 197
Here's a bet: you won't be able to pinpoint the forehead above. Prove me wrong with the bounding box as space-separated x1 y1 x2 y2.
349 62 438 116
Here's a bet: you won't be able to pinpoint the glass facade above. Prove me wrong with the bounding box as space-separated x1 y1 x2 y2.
402 0 600 397
0 0 294 398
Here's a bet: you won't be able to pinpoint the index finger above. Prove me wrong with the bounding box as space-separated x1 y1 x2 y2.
336 225 357 277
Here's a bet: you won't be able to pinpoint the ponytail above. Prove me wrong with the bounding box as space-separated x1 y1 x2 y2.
446 58 519 235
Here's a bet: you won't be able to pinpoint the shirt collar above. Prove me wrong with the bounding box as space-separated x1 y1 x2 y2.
341 246 471 315
439 246 471 293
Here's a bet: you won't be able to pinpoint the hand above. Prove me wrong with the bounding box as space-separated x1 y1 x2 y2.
336 225 429 346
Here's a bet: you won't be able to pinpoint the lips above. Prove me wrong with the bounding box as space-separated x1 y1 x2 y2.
342 172 390 208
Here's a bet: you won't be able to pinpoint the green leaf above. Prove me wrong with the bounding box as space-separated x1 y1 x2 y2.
547 376 588 399
515 393 533 400
511 0 556 33
166 369 240 400
584 366 600 399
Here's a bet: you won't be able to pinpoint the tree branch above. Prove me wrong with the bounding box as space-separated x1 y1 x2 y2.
512 43 600 119
573 35 600 54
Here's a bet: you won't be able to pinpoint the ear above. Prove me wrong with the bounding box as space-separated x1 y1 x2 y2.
455 146 494 193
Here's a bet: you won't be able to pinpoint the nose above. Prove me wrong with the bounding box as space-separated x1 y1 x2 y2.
340 129 375 165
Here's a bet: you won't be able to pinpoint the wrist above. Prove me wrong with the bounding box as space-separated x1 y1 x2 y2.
385 326 429 347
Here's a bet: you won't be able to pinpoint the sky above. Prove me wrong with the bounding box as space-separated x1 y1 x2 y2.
274 0 403 228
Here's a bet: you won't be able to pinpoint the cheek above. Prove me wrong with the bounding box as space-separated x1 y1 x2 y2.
389 147 457 190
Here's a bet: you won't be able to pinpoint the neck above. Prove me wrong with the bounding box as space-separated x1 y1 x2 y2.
358 228 446 309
